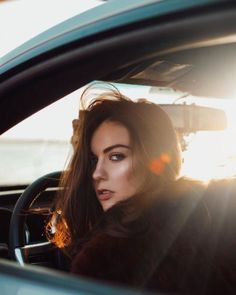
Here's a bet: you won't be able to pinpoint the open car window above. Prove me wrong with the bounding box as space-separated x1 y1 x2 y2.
0 82 235 186
0 88 83 186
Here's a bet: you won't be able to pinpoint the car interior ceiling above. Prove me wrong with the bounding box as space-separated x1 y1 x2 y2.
111 42 236 99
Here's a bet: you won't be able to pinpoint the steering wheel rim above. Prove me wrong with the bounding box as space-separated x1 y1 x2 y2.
9 171 61 265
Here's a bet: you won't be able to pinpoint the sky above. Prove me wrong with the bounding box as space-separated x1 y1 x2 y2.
0 0 102 140
0 0 101 58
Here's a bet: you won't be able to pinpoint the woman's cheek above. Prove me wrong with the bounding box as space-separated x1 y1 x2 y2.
114 161 133 182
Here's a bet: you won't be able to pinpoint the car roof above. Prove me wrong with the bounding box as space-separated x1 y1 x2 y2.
0 0 235 134
0 0 221 76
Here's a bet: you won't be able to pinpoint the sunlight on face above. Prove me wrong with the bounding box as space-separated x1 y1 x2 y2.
91 121 145 211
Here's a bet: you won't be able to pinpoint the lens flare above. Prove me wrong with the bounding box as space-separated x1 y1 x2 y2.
149 153 171 175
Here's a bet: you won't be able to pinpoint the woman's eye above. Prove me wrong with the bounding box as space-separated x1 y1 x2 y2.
91 155 98 167
110 153 126 161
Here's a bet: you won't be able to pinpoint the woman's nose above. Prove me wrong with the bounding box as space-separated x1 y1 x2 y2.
92 159 107 181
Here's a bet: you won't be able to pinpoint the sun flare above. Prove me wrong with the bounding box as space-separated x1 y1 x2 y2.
181 102 236 183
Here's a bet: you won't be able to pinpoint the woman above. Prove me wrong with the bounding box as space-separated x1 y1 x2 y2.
48 88 236 294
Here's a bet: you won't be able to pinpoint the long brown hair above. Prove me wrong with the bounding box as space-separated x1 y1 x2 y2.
47 86 181 254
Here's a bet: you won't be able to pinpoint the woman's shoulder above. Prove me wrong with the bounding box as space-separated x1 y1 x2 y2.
154 176 236 217
149 177 208 224
161 177 206 201
71 177 236 292
145 176 236 258
150 177 236 260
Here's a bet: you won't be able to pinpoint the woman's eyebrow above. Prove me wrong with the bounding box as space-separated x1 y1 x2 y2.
103 144 130 154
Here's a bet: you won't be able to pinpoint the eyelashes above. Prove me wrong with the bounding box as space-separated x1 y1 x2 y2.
90 152 126 168
90 154 98 168
109 153 126 161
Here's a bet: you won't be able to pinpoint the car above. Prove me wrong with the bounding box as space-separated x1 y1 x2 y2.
1 0 236 293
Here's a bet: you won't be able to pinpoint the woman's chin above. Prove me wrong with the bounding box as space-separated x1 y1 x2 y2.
100 199 116 211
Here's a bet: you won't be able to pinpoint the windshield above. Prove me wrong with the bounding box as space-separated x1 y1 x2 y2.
1 82 236 186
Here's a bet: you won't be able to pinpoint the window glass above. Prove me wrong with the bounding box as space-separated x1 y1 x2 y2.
1 82 235 186
0 88 84 185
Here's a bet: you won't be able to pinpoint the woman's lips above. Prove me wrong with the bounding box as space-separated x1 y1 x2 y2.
97 190 113 201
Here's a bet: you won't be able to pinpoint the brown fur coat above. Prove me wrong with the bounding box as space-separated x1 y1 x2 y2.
71 179 236 294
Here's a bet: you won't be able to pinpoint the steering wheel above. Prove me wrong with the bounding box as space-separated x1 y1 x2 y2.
9 171 61 266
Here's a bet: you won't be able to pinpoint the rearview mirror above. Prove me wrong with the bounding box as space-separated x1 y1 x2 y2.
160 104 227 133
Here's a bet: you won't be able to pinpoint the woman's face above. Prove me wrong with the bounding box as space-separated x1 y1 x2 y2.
91 120 145 211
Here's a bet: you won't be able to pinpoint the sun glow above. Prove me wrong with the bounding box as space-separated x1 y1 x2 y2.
181 101 236 182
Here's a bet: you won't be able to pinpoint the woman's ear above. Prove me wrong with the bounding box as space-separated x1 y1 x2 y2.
71 119 79 151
